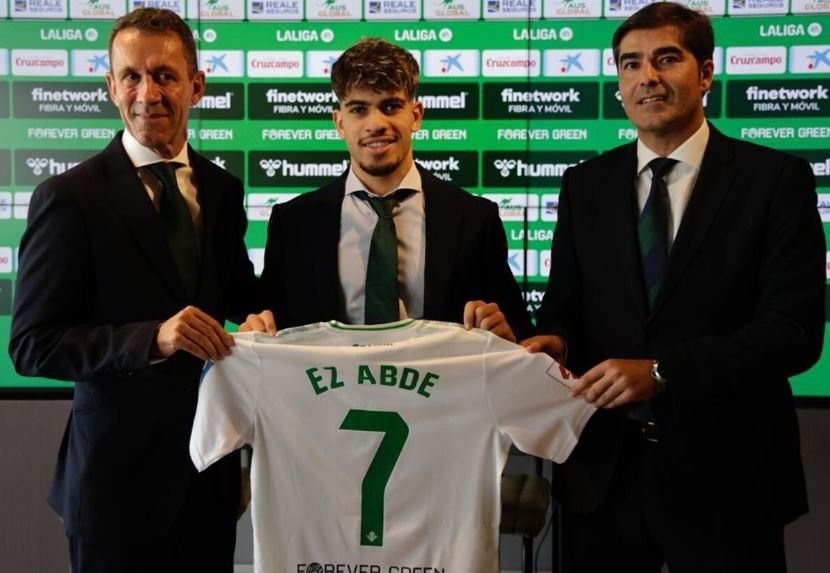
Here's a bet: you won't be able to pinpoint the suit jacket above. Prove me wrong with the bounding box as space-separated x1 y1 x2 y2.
536 125 825 527
9 134 257 540
259 165 533 338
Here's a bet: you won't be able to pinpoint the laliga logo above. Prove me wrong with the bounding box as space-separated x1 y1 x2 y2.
493 159 517 177
259 159 282 177
26 158 50 176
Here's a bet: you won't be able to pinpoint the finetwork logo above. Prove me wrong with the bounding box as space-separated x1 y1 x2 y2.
414 151 477 186
306 51 342 78
306 0 361 20
726 46 787 75
249 0 302 19
247 51 303 78
71 50 109 77
424 0 481 19
250 84 339 119
790 46 830 74
423 50 479 77
69 0 126 18
199 50 244 77
543 0 601 19
543 49 601 77
728 80 830 117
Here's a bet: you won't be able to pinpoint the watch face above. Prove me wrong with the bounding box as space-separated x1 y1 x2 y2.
651 361 666 386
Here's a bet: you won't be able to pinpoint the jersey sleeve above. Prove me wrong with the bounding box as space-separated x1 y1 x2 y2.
189 338 261 471
483 336 595 462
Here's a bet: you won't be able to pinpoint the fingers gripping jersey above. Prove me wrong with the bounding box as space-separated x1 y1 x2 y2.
190 320 595 573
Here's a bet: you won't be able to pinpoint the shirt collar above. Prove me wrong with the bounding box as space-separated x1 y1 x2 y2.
345 162 423 198
637 120 709 175
121 129 191 169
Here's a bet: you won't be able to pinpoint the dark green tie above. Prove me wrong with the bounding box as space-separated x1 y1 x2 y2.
638 158 678 309
146 162 200 296
354 189 414 324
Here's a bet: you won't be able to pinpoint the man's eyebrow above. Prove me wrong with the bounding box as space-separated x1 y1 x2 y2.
653 46 684 58
618 51 643 63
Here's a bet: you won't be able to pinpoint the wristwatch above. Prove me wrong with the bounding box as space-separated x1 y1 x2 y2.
650 360 667 388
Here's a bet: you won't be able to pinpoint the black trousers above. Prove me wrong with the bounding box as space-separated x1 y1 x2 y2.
562 421 786 573
68 473 237 573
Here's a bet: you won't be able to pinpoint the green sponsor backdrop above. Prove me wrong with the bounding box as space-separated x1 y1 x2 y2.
0 11 829 397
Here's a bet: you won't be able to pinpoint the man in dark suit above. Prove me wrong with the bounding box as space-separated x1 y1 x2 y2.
243 38 531 340
9 9 255 573
524 3 825 572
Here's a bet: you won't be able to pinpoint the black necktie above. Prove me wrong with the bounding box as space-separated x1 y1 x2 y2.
145 162 200 296
638 158 678 309
354 189 414 324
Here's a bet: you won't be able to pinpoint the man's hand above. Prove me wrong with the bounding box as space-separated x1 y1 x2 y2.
570 358 663 408
156 306 235 362
238 310 278 336
463 300 516 343
520 335 566 362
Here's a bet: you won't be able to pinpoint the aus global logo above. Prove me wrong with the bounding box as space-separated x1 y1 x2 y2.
70 0 125 18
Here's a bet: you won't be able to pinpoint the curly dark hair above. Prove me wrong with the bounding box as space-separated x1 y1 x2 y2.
331 37 420 101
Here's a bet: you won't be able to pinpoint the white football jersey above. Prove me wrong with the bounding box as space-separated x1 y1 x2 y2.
190 320 595 573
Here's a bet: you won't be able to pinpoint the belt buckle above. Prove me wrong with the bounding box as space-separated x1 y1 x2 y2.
641 420 659 443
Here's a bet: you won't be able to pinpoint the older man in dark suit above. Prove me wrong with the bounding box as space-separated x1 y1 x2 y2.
524 3 825 572
244 38 532 341
9 8 256 573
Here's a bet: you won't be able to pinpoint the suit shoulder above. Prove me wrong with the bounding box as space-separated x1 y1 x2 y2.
727 136 807 169
420 168 497 212
273 178 343 216
568 144 632 175
31 152 108 199
191 151 243 187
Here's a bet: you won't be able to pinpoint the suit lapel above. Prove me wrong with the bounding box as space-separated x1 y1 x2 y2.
190 148 220 302
101 135 188 301
421 168 457 317
601 144 650 318
312 180 346 320
655 126 734 311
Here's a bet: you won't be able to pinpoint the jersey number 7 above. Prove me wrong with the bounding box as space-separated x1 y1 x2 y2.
340 409 410 547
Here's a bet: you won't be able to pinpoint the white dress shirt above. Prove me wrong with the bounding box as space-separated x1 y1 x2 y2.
339 163 426 324
121 129 202 232
636 121 709 249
